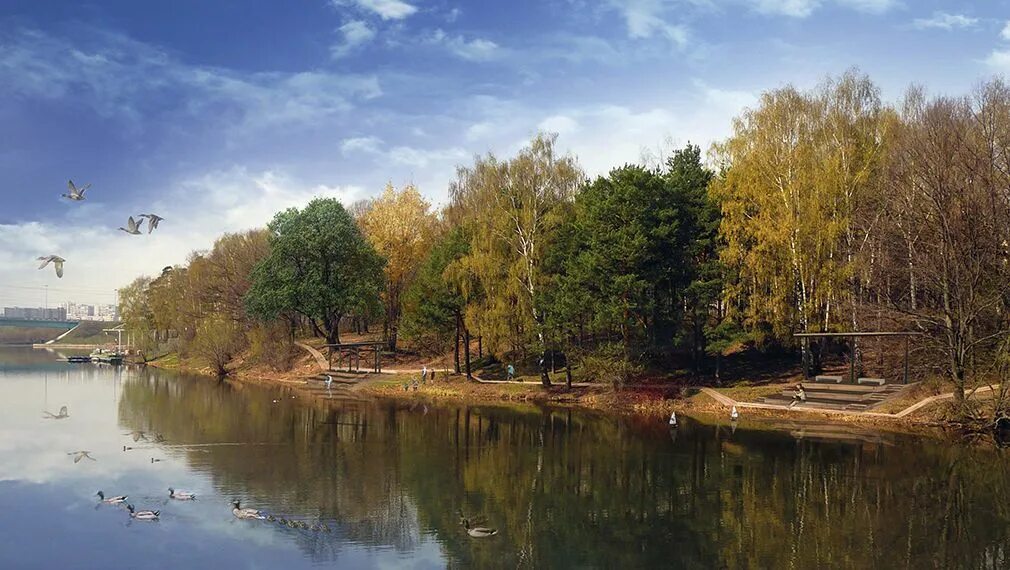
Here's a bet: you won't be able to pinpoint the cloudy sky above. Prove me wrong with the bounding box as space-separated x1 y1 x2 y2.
1 0 1008 307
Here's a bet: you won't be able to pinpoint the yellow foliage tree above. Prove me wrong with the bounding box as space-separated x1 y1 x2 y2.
712 70 891 344
359 183 437 351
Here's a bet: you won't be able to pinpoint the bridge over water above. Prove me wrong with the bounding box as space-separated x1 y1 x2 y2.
0 318 79 329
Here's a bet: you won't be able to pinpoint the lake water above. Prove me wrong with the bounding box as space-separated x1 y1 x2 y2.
0 347 1007 569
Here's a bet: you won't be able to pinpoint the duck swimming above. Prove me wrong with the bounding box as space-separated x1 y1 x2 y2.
126 504 160 521
168 488 196 500
96 491 127 504
232 500 266 520
461 518 497 538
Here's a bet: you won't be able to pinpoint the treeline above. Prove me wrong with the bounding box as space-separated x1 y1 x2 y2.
121 69 1010 405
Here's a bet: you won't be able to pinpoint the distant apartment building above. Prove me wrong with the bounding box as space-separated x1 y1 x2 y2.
64 302 119 322
3 306 68 320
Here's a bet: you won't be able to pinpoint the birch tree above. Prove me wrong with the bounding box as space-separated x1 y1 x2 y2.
449 133 584 386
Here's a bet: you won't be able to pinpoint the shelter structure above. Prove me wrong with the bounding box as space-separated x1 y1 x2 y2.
324 341 386 373
793 331 922 385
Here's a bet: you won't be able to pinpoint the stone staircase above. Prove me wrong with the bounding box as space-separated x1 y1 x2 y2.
760 382 908 412
303 369 369 402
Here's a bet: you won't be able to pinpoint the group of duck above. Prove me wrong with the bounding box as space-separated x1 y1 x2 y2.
36 180 164 278
95 488 331 530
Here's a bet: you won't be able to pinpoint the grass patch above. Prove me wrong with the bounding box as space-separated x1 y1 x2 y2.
718 382 792 402
151 352 181 369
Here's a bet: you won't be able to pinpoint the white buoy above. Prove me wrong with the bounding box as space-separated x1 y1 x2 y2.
669 411 677 427
730 406 739 421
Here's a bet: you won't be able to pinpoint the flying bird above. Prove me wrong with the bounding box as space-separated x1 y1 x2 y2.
43 405 69 419
62 180 90 201
118 216 143 235
68 451 96 463
137 214 164 233
36 255 65 278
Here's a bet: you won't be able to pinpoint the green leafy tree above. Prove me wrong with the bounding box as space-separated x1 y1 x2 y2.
402 228 469 363
245 198 384 346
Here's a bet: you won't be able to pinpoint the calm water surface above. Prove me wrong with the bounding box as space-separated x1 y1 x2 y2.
0 347 1008 569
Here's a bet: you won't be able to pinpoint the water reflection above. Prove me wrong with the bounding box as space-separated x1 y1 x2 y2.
2 347 1010 568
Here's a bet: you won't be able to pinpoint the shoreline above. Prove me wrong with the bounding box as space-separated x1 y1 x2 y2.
145 351 953 439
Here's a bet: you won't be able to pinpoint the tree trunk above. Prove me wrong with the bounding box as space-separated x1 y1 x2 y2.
478 335 483 359
464 325 472 381
388 325 398 353
453 312 461 374
565 362 572 390
539 352 551 388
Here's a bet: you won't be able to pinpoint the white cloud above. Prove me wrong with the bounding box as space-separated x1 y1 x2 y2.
455 80 755 180
446 7 462 22
833 0 896 14
610 0 689 48
0 28 381 133
911 12 979 31
330 20 376 59
538 115 580 136
986 49 1010 71
341 136 384 154
428 29 502 61
331 0 418 20
1002 21 1010 41
749 0 819 18
745 0 898 18
388 146 467 168
465 121 496 141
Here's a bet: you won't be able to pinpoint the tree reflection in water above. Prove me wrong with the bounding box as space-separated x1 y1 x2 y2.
119 368 1010 569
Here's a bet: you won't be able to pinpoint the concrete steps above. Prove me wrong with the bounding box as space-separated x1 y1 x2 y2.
759 381 910 412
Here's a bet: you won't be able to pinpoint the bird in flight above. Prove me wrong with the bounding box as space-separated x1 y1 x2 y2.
68 451 96 463
36 255 65 278
43 405 69 419
118 216 143 235
62 180 90 201
137 214 164 233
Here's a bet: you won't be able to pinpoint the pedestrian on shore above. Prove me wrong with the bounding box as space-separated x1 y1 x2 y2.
430 369 436 382
506 363 515 381
421 365 427 384
790 384 806 408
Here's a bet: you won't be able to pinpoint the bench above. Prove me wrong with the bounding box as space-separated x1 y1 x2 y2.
814 375 844 383
857 377 886 386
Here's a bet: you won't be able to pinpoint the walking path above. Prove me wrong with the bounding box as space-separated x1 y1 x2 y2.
294 342 329 371
296 342 989 418
700 384 999 420
295 342 591 386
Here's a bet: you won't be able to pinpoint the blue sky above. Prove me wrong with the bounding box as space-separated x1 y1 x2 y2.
1 0 1008 306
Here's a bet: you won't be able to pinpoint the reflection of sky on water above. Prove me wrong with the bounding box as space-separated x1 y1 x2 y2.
0 349 444 569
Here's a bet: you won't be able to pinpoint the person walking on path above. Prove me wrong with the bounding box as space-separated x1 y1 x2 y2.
421 365 427 384
506 364 515 381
